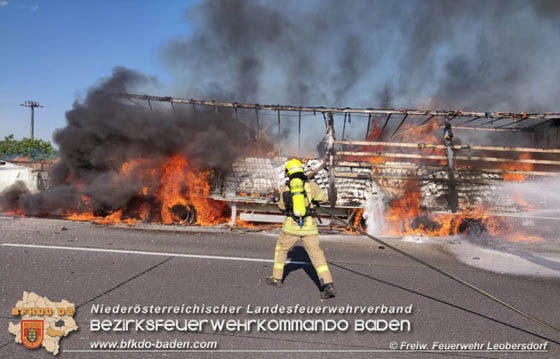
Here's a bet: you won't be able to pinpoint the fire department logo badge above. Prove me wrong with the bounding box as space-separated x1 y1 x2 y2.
21 320 44 349
9 291 78 355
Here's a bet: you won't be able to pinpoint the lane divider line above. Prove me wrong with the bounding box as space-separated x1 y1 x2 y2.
0 243 310 265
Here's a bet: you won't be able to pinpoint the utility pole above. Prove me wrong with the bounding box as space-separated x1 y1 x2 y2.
20 101 44 139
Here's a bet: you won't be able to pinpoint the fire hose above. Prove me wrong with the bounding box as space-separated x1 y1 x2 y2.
314 203 560 336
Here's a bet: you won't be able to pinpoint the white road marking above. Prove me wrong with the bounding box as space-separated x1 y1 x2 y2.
0 243 310 265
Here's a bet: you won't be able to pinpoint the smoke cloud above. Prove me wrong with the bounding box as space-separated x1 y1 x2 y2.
163 0 560 112
157 0 560 148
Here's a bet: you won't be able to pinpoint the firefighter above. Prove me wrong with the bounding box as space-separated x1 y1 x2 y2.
266 159 336 299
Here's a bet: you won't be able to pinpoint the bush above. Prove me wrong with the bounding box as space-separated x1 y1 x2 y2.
0 135 58 161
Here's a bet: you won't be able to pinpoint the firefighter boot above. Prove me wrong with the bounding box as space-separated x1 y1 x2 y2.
320 283 336 299
266 276 283 288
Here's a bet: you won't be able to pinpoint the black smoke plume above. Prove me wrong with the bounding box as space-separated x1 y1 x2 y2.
163 0 560 112
159 0 560 147
6 67 265 216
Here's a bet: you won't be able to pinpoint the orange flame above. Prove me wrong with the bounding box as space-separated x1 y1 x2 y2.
344 118 445 165
64 154 227 226
383 181 542 242
3 209 25 217
500 153 532 182
398 119 441 146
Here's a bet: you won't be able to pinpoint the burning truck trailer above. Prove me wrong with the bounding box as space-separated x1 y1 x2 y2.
7 92 560 244
209 149 560 241
79 93 560 243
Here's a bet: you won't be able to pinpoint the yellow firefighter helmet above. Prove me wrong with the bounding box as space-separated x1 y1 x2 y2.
286 159 304 175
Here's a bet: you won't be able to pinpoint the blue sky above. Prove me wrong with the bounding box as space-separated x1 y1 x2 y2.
0 0 197 142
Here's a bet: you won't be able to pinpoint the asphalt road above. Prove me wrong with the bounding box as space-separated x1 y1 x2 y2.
1 216 559 358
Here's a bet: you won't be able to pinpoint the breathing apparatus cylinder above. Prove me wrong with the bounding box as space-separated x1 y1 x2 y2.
289 177 307 227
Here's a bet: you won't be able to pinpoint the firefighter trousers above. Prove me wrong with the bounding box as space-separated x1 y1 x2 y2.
271 231 333 285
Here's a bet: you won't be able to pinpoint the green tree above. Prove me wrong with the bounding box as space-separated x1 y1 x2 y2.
0 135 58 160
